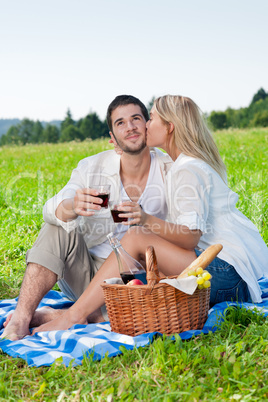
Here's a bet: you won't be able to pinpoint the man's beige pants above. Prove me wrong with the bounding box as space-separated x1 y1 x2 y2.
26 223 108 320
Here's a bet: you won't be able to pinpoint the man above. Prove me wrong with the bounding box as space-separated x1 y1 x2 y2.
2 95 172 340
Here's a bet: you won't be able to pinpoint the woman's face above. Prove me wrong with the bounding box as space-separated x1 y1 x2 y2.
146 106 168 149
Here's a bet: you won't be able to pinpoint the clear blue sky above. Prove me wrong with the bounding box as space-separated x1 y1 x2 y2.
0 0 267 121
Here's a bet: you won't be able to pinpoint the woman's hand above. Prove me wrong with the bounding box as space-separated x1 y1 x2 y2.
116 201 148 226
108 138 123 155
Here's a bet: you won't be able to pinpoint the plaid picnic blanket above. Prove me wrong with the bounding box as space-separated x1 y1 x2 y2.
0 277 268 367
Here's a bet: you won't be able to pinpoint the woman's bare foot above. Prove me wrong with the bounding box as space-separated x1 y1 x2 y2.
30 307 66 327
31 307 106 335
3 307 66 330
32 308 88 335
87 308 105 323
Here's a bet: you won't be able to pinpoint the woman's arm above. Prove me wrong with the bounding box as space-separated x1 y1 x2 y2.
119 162 210 250
142 213 202 250
116 202 201 250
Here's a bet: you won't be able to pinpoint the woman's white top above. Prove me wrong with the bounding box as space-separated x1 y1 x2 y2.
165 153 268 302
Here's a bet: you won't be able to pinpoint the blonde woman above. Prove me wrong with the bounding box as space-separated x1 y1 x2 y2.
141 95 268 304
30 95 268 334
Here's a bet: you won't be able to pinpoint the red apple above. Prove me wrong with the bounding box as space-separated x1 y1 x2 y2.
126 279 144 286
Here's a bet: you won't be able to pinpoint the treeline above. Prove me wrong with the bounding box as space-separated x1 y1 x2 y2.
208 88 268 130
1 89 268 146
0 110 109 146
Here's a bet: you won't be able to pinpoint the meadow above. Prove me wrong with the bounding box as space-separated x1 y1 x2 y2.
0 128 267 401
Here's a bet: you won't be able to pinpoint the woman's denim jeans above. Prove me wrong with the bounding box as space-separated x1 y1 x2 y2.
195 249 251 306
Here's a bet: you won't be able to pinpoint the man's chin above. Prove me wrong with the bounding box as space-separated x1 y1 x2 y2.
123 144 147 155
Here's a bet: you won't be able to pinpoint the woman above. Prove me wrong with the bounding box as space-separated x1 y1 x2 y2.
142 95 268 303
32 95 268 333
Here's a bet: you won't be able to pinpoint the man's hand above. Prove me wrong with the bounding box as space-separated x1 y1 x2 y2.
73 188 104 216
56 188 105 222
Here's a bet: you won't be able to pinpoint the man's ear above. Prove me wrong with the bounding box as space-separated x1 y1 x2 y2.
109 131 116 144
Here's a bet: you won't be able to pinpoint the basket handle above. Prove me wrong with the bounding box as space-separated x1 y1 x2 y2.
145 246 160 295
178 244 223 278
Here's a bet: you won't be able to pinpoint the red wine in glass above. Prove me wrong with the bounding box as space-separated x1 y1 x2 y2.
111 209 128 222
91 185 110 209
97 193 109 208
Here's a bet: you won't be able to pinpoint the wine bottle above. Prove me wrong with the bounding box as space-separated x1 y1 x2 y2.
107 232 147 284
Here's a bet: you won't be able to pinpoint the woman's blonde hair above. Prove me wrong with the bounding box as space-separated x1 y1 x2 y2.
154 95 227 182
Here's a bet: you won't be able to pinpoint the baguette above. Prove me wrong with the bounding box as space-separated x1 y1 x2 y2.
178 244 223 278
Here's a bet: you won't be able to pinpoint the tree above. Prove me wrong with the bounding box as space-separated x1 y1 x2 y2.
42 124 60 143
17 119 35 144
31 121 44 143
208 111 228 130
228 107 249 128
250 110 268 127
0 126 20 145
59 125 83 142
250 88 268 105
78 112 108 140
61 109 75 132
147 96 156 113
208 88 268 129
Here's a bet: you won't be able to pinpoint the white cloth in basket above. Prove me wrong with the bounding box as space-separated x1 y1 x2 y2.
159 276 198 295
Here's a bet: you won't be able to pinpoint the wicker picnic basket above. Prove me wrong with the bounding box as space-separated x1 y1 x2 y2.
101 244 222 336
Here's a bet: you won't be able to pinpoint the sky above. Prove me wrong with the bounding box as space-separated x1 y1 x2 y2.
0 0 267 122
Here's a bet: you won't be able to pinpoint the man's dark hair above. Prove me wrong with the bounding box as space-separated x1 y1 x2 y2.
106 95 149 132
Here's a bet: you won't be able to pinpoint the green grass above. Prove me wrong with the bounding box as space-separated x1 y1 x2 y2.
0 129 267 401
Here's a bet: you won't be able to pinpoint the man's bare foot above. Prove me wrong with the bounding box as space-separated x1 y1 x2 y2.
1 316 31 341
3 313 13 328
1 308 66 340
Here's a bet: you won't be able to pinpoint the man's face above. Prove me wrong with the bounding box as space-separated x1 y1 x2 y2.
110 104 147 154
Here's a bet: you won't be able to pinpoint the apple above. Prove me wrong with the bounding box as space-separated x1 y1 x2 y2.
126 279 144 286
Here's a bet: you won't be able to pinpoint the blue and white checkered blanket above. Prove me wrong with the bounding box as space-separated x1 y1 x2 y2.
1 278 268 367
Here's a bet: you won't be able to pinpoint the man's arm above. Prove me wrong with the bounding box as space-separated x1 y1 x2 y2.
55 198 78 222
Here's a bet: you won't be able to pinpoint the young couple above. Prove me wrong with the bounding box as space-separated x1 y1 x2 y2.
2 94 268 340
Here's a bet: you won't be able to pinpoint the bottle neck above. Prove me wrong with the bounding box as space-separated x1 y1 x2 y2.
107 232 145 275
107 232 120 246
